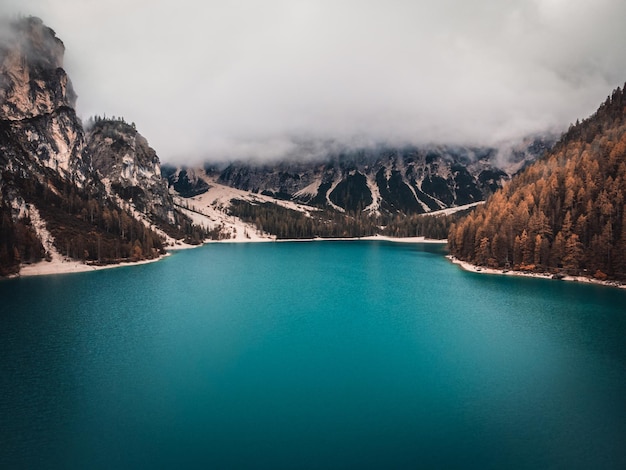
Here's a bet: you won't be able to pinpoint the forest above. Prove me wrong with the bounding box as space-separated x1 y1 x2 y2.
0 165 210 275
7 171 165 266
0 199 45 276
228 198 465 240
449 85 626 281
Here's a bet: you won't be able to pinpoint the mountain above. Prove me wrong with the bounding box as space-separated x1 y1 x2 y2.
0 17 202 276
0 16 559 275
161 165 210 198
0 17 89 181
162 139 552 240
449 84 626 281
213 141 551 216
85 117 174 225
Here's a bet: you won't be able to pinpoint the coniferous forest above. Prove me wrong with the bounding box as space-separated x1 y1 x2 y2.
228 198 464 240
449 85 626 280
0 170 167 274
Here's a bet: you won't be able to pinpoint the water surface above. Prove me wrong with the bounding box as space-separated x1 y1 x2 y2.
1 242 625 469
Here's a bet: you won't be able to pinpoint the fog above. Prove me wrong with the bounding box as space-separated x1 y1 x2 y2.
3 0 626 164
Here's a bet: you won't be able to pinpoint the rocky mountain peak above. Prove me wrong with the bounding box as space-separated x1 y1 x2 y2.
0 16 76 121
0 16 87 183
85 117 175 224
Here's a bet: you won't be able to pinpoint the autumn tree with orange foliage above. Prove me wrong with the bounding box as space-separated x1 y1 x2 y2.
449 84 626 280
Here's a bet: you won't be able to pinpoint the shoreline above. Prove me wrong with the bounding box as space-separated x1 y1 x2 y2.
15 253 171 278
14 238 624 290
202 234 447 244
12 235 446 278
447 255 626 289
279 235 447 244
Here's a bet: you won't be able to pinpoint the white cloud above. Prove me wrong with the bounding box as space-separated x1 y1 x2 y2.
3 0 626 163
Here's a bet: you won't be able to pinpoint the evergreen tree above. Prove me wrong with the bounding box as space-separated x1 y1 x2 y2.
448 84 626 281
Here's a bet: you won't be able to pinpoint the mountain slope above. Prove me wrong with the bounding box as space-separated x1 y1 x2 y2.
0 17 201 275
449 84 626 281
214 141 551 216
163 139 551 241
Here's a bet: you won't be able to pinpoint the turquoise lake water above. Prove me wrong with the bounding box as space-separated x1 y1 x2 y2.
1 241 626 469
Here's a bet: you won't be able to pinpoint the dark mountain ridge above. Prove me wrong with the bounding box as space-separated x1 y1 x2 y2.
215 142 551 216
166 138 552 218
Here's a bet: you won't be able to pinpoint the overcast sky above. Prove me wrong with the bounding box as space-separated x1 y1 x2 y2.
3 0 626 164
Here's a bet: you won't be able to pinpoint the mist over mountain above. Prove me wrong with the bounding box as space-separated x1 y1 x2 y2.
193 137 554 215
159 135 553 242
3 1 626 164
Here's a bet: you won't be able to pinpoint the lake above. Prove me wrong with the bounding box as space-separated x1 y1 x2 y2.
1 241 626 469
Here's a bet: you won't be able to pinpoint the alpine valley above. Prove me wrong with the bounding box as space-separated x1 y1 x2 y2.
4 10 626 470
0 16 557 277
3 16 626 285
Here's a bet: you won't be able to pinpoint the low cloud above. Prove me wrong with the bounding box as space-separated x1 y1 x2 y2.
3 0 626 164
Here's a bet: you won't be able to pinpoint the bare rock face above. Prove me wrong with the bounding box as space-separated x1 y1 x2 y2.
0 16 89 183
162 166 210 198
0 17 96 274
0 16 75 119
85 118 176 224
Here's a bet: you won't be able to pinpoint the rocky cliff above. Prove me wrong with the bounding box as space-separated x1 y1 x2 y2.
0 17 89 181
162 165 210 198
0 17 201 275
85 117 176 225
